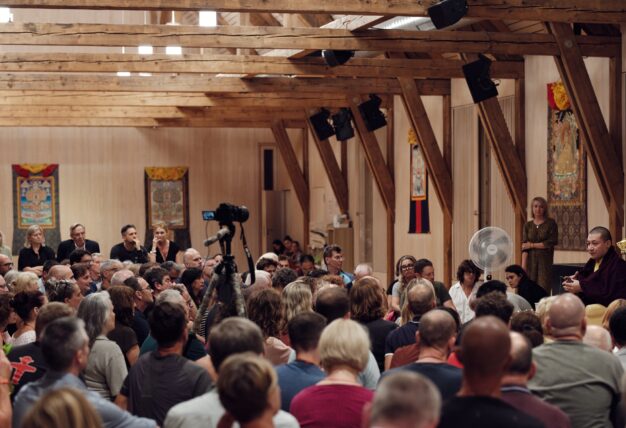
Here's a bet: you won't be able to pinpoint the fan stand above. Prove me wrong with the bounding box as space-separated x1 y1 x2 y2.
484 243 499 281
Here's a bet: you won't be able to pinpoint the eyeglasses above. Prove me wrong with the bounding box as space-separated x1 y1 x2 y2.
400 264 414 271
1 262 13 267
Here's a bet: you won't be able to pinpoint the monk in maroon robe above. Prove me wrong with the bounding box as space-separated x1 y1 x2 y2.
563 226 626 306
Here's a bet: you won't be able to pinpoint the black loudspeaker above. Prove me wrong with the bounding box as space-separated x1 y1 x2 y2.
309 108 335 140
332 108 354 141
427 0 468 29
462 54 499 103
358 95 387 132
322 50 354 67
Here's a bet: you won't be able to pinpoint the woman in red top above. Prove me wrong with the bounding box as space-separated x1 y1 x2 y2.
290 319 374 428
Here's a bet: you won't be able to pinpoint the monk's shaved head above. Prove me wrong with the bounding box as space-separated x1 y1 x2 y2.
460 316 511 380
547 294 585 337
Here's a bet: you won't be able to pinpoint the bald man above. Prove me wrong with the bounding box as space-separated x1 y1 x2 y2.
384 279 436 370
583 325 613 352
529 294 623 428
47 264 73 281
500 332 571 428
439 316 543 428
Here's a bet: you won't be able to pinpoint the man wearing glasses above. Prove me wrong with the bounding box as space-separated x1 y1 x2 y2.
0 254 13 277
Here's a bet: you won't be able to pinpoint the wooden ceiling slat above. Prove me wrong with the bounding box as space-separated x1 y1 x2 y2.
1 0 625 24
0 23 616 57
0 53 524 78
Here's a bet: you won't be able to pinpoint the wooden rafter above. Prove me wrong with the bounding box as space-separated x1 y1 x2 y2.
271 120 310 214
0 74 450 95
3 0 625 24
348 97 395 221
305 112 350 214
0 117 306 127
0 53 524 78
0 23 617 57
548 22 624 237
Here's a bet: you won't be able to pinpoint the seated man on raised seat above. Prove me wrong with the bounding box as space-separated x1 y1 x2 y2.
57 223 100 262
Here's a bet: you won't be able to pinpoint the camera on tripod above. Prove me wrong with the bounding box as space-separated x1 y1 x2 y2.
202 203 249 225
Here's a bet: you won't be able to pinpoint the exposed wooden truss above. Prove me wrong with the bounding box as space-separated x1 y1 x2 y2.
0 23 617 57
2 0 625 24
0 53 524 78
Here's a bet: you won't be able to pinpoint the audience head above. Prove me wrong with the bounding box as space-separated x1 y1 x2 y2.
11 290 45 323
288 311 326 355
610 306 626 348
3 270 18 290
68 249 92 266
456 259 481 285
41 260 59 280
108 285 134 327
24 225 45 248
180 267 203 295
396 255 417 282
505 331 534 378
208 317 264 373
314 286 349 323
0 293 13 332
417 309 457 353
475 280 507 299
474 291 514 324
319 318 370 373
217 353 280 424
587 226 613 261
300 254 315 273
69 223 87 246
161 261 183 280
0 254 13 276
34 302 73 340
21 387 103 428
353 263 373 280
510 311 544 347
583 325 613 352
272 268 297 291
458 316 511 392
405 278 436 318
369 372 441 428
323 244 344 273
149 300 187 348
41 317 89 372
47 280 83 310
350 276 386 323
143 266 172 295
281 281 313 324
71 263 92 295
247 288 282 339
414 258 436 283
603 299 626 330
546 293 586 339
256 258 278 275
277 255 290 270
14 272 39 294
530 196 549 219
77 291 115 346
110 269 134 287
504 265 527 289
183 248 204 269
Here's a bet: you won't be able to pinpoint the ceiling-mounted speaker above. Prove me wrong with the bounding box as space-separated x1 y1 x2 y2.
358 95 387 132
427 0 468 29
332 108 354 141
309 108 335 140
322 50 354 67
462 54 499 104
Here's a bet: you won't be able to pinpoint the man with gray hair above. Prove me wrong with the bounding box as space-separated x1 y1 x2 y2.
353 263 373 280
529 293 623 427
501 332 571 428
368 371 441 428
13 317 155 428
111 269 135 287
99 259 124 291
0 254 13 277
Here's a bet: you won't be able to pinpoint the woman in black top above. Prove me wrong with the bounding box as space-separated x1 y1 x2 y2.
148 222 181 264
504 264 548 309
18 225 55 275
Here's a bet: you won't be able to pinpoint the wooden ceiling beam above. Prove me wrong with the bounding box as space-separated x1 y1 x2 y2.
548 21 624 236
0 117 306 127
0 23 617 57
0 74 450 95
2 0 625 24
0 53 523 78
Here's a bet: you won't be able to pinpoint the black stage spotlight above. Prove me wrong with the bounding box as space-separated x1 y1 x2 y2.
322 50 354 67
462 54 499 104
358 95 387 132
309 108 335 140
332 108 355 141
427 0 468 29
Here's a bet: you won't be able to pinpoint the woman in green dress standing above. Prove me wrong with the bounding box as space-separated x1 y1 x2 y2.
522 197 558 294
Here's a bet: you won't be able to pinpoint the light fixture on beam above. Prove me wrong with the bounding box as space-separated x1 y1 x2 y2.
309 108 335 141
332 108 354 141
321 50 354 67
462 54 499 104
427 0 468 29
358 95 387 132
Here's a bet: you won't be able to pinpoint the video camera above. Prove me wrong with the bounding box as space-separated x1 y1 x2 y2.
202 203 249 225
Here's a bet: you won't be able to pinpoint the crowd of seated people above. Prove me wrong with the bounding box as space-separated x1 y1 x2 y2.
2 224 626 428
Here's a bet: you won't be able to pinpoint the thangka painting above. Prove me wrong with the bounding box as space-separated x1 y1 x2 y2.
144 167 191 250
408 129 430 234
11 164 61 252
547 81 587 250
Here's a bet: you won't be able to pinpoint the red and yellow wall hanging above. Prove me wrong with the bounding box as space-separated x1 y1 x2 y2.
408 129 430 234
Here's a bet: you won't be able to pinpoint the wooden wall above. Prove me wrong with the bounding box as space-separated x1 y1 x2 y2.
0 126 278 263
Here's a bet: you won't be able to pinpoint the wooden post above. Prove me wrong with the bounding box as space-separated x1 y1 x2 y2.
302 127 310 251
386 104 395 286
442 94 453 287
514 78 526 264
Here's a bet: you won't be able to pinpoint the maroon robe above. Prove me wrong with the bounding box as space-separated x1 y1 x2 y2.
579 246 626 306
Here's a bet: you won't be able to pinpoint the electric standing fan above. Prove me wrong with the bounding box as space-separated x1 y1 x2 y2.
468 227 513 280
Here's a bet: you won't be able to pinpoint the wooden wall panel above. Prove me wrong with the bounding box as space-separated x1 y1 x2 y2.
0 126 273 263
